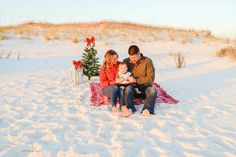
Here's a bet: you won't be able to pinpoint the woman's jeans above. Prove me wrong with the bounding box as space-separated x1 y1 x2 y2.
102 85 124 109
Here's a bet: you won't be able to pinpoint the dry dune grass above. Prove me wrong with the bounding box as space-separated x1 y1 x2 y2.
0 27 6 40
0 21 218 43
42 27 60 41
169 52 185 68
71 37 78 43
216 46 236 61
0 33 5 40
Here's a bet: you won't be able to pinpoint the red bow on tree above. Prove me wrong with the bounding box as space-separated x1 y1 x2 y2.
73 60 83 70
86 36 95 47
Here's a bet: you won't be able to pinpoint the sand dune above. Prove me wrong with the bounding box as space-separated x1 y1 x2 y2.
0 23 236 156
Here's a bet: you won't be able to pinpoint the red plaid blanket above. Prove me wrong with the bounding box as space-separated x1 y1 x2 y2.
89 82 179 106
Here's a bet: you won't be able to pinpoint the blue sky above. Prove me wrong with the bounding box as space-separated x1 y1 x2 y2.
0 0 236 38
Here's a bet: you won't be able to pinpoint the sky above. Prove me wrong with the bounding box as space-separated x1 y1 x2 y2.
0 0 236 38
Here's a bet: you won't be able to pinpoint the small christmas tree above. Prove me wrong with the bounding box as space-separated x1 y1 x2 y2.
82 36 100 80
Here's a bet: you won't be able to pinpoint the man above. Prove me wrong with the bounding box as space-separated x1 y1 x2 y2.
123 45 157 116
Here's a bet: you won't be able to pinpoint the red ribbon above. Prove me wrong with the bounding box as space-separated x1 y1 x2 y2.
73 60 83 70
86 36 95 47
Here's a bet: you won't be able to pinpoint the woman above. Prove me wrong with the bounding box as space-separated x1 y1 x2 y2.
99 49 131 116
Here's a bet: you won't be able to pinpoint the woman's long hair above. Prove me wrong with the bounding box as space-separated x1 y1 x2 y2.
101 49 118 70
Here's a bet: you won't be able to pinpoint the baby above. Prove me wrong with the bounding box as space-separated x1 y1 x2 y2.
115 62 141 94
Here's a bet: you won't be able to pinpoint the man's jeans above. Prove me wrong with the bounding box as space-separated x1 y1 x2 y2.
125 85 157 114
102 85 124 109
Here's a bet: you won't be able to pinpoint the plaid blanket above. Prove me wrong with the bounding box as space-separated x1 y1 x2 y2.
89 82 179 106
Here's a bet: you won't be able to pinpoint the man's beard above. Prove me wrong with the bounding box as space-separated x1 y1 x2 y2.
130 60 136 64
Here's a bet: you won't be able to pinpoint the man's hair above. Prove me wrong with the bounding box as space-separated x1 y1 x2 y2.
128 45 140 55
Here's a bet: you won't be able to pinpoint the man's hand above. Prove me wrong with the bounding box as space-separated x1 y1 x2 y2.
115 78 125 83
120 86 125 90
128 76 136 83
